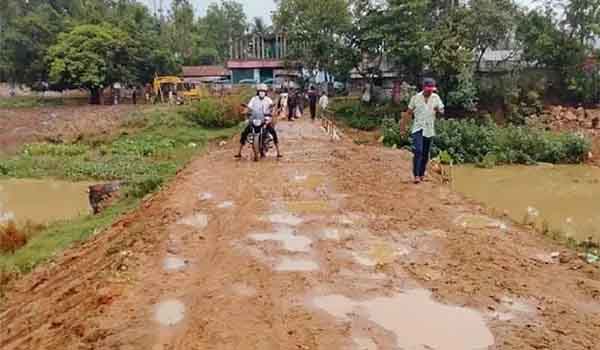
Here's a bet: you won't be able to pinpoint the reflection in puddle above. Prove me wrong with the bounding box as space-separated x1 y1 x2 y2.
454 214 508 230
275 257 319 272
454 165 600 240
178 213 208 228
250 227 312 253
0 179 92 225
312 290 494 349
217 201 234 209
163 256 187 271
353 337 377 350
286 201 333 215
268 213 303 226
154 299 185 326
199 192 214 201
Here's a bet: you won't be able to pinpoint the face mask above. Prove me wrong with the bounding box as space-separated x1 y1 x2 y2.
259 91 266 98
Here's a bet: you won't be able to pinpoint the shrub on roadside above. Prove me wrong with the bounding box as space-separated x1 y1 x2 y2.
182 97 245 129
0 222 27 254
333 100 404 131
432 119 591 165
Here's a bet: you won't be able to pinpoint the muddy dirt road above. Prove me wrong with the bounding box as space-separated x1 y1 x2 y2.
1 119 600 350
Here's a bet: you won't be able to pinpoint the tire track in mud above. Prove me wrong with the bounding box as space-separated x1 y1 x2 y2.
2 119 600 350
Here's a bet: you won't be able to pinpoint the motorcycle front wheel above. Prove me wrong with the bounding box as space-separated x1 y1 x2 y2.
252 134 260 162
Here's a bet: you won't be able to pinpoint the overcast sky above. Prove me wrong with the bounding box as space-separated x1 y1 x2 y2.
141 0 536 23
141 0 277 22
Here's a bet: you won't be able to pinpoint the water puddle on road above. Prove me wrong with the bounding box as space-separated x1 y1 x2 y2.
0 178 92 225
312 290 494 350
163 256 187 271
250 227 312 253
217 201 234 209
275 257 319 272
154 299 185 326
454 165 600 240
267 213 303 226
178 213 208 228
286 201 334 215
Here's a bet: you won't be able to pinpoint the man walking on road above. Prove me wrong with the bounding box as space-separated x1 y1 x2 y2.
308 86 319 120
407 78 444 184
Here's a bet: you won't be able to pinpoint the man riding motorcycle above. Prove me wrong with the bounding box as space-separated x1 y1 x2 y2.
235 84 282 159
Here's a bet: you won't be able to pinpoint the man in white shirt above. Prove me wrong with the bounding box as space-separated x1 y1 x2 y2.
318 91 329 118
407 78 444 184
235 84 282 159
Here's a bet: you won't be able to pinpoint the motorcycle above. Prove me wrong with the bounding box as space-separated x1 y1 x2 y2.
243 104 274 162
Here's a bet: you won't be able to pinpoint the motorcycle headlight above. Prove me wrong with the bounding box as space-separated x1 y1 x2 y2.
252 119 262 126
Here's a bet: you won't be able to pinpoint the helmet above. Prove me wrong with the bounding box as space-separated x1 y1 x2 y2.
257 83 268 92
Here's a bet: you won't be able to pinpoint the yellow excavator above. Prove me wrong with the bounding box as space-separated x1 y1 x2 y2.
152 76 207 103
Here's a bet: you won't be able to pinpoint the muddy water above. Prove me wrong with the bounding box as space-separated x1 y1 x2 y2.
453 165 600 241
0 179 92 225
312 290 494 349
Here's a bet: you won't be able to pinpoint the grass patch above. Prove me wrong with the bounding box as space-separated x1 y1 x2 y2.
0 198 136 275
0 96 68 109
0 105 240 280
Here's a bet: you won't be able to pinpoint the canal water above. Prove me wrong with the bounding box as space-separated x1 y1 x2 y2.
453 165 600 241
0 179 92 225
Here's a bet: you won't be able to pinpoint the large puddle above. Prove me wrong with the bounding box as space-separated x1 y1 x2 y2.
453 165 600 241
312 290 494 349
0 179 92 225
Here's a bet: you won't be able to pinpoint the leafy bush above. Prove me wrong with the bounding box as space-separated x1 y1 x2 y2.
333 100 404 131
447 68 479 112
433 119 591 165
127 176 164 198
182 96 246 129
381 118 411 148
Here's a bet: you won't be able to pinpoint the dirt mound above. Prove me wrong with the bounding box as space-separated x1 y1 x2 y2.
0 105 143 154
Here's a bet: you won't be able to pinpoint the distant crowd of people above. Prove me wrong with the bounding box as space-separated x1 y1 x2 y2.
275 85 329 122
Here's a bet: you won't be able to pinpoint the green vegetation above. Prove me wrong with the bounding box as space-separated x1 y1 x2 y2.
333 100 405 131
381 117 591 165
0 198 136 275
0 106 239 278
0 108 238 186
0 97 68 109
180 89 253 129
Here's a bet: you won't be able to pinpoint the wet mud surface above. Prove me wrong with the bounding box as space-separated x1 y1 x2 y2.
1 118 599 349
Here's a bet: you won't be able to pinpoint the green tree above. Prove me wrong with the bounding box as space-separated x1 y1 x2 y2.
466 0 519 72
273 0 352 72
562 0 600 46
0 1 65 85
198 0 247 64
47 24 141 103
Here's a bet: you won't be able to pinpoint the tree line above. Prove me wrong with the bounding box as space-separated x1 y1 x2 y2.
274 0 600 106
0 0 599 105
0 0 252 99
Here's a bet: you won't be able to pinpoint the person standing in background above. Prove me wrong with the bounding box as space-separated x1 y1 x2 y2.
132 88 137 105
308 86 318 121
318 91 329 118
287 89 298 121
406 78 444 184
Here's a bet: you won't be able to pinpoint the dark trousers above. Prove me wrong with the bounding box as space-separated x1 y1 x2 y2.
412 130 432 178
288 104 296 120
309 103 317 120
240 124 279 145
